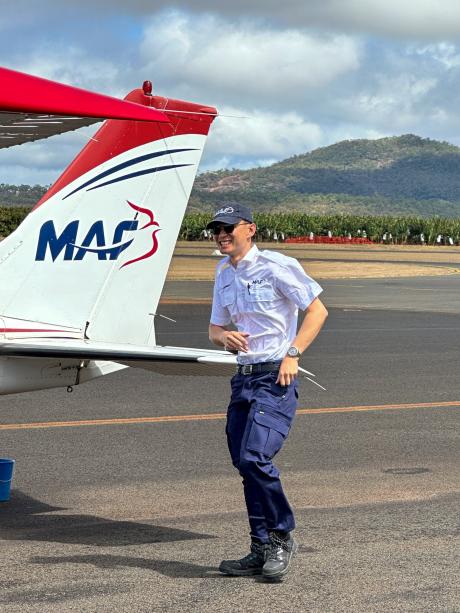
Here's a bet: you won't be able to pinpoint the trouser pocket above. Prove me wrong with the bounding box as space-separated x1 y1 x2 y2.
246 409 290 458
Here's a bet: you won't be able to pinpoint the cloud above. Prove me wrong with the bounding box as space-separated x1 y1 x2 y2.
11 49 125 95
344 75 438 130
329 40 460 143
201 107 323 169
3 2 460 187
282 0 460 39
140 12 360 107
412 42 460 69
0 128 100 186
33 0 460 40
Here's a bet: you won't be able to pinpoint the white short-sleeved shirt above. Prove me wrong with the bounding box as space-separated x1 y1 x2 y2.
210 244 323 364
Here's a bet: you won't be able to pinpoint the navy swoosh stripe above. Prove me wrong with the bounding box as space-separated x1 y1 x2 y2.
63 148 197 199
86 164 193 192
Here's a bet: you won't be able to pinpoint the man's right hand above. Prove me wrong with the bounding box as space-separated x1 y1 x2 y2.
223 330 250 353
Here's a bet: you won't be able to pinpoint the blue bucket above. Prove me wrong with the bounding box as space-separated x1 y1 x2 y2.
0 458 15 502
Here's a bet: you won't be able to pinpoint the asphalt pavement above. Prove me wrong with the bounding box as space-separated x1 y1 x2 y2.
163 274 460 313
0 277 459 612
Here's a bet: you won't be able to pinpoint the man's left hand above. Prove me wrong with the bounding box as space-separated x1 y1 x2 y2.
276 357 298 386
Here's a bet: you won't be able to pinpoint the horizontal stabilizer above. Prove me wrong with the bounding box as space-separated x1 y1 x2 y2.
0 339 237 377
0 67 170 149
0 112 102 149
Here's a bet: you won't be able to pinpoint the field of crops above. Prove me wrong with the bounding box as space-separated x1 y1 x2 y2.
3 207 460 245
179 212 460 245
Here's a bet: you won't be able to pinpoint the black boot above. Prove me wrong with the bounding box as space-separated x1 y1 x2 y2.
219 541 269 576
262 531 298 580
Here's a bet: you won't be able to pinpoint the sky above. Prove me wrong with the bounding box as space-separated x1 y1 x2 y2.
2 0 460 185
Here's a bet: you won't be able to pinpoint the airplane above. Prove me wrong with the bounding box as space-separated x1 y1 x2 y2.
0 66 238 395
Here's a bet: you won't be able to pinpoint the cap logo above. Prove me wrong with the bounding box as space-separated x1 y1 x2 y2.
216 206 234 215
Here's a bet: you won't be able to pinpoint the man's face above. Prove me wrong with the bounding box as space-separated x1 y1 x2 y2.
212 221 256 258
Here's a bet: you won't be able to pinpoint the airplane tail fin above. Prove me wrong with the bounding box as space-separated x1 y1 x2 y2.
0 86 217 345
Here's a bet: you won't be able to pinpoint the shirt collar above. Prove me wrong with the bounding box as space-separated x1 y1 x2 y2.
239 244 259 266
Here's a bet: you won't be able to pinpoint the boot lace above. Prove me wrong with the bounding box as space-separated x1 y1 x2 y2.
267 533 290 560
237 542 267 565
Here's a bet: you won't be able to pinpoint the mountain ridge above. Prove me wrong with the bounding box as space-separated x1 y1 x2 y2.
189 134 460 217
2 135 460 217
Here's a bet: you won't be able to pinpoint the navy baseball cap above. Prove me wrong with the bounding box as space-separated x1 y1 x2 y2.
206 203 253 229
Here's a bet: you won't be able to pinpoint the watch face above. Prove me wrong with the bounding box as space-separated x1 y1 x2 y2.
287 346 300 357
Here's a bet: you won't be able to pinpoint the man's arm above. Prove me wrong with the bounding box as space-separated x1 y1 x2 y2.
277 297 328 386
209 324 250 353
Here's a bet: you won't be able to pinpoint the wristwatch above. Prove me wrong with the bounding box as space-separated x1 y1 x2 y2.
286 346 301 358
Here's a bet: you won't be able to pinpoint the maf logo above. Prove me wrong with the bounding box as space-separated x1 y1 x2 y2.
35 201 160 269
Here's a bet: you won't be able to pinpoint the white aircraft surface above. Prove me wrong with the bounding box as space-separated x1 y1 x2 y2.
0 66 237 395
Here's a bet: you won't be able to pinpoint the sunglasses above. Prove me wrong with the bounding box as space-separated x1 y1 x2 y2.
211 222 251 235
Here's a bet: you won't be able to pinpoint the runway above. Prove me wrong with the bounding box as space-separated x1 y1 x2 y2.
163 274 460 312
0 277 459 612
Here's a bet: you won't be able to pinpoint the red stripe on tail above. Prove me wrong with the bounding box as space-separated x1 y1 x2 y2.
35 89 217 208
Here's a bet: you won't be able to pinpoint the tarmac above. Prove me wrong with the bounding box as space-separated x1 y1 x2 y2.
0 269 459 612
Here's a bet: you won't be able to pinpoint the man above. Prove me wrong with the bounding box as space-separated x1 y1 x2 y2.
207 204 328 580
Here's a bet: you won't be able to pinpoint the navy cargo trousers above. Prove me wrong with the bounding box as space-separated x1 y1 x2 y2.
226 369 298 543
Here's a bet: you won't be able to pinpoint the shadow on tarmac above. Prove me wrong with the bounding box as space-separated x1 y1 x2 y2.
30 554 221 579
0 490 214 547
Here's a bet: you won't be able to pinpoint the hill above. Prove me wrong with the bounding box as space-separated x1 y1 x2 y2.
3 135 460 217
189 134 460 217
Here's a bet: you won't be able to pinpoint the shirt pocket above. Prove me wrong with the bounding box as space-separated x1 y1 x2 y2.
219 284 236 307
245 284 277 307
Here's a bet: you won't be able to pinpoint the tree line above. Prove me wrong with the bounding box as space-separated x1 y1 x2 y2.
3 208 460 245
